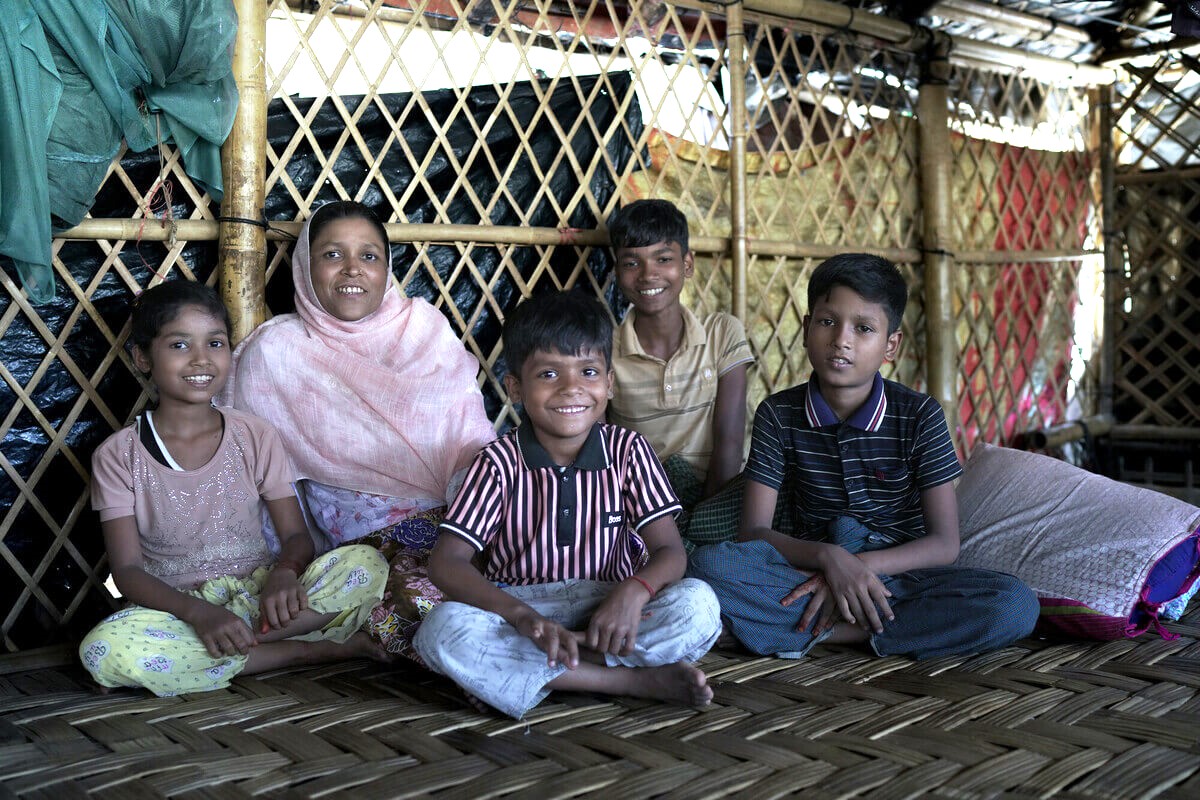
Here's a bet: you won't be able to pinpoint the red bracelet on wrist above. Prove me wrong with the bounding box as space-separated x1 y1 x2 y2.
629 575 656 599
274 558 306 576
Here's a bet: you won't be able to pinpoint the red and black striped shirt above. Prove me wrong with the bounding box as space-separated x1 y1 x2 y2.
440 421 681 585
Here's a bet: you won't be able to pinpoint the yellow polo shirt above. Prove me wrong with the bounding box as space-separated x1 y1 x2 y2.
609 307 754 480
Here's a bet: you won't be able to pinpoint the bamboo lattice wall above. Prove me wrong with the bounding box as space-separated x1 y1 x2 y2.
1109 53 1200 430
1 0 1105 651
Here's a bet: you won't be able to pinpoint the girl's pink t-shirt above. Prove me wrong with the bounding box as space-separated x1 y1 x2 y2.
91 407 296 590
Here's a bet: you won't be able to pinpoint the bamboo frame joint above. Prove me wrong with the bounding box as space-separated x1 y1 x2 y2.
919 28 954 85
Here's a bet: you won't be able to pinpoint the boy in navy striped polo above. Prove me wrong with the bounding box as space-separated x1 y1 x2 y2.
689 254 1038 660
415 290 721 719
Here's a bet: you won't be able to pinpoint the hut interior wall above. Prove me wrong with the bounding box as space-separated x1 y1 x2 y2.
0 0 1105 651
1100 52 1200 497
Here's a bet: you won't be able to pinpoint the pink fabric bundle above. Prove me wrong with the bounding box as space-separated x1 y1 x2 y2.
222 213 495 502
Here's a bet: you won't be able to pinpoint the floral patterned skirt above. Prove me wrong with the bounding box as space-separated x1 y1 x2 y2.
359 507 447 665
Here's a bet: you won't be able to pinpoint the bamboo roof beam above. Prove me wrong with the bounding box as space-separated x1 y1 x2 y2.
738 0 1115 85
1099 38 1200 67
932 0 1091 47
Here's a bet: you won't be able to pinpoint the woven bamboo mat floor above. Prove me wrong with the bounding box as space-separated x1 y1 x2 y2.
2 605 1199 799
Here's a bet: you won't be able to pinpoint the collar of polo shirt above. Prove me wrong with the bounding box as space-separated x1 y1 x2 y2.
516 413 609 470
804 372 888 432
617 305 707 360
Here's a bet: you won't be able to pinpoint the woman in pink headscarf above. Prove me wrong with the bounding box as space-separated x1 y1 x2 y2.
223 201 495 663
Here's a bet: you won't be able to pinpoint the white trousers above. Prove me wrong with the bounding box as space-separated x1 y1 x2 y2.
414 578 721 718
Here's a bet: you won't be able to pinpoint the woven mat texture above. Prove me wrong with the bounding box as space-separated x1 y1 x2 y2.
2 605 1198 799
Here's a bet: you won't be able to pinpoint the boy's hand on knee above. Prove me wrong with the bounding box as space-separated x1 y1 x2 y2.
515 610 579 669
785 574 839 635
190 603 257 658
821 548 894 634
587 581 648 656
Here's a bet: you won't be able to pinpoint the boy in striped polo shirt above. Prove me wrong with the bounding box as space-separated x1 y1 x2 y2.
415 290 721 719
689 254 1039 660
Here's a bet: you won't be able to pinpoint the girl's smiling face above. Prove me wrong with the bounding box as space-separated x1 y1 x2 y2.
133 304 232 408
308 216 390 322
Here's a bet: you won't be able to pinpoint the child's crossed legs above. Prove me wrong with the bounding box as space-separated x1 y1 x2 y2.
415 577 721 718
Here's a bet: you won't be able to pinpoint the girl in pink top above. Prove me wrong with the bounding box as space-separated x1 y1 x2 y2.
79 282 389 696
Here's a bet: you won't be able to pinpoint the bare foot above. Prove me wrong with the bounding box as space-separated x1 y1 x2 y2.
715 623 741 651
639 662 713 707
343 631 397 663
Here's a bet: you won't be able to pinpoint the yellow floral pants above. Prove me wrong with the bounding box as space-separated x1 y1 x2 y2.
79 544 387 696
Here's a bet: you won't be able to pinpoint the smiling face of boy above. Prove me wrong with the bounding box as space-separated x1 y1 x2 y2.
614 240 694 318
504 347 613 466
803 285 902 420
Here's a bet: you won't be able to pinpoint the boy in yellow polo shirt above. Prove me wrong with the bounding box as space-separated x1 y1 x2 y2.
607 200 755 547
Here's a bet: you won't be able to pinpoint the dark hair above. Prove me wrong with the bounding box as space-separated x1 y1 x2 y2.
130 281 231 351
308 200 389 252
606 199 689 255
807 253 908 334
502 290 613 378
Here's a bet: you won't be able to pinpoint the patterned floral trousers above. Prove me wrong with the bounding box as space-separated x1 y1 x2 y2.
79 544 387 695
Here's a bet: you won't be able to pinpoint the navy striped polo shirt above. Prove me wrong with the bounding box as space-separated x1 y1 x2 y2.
745 372 962 542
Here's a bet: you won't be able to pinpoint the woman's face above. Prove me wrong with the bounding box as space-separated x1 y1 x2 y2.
308 216 390 321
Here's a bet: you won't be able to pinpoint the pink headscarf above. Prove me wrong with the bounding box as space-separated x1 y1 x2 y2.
222 210 495 502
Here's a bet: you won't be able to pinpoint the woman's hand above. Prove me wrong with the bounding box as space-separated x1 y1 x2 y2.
259 564 310 632
189 602 257 657
587 580 650 656
514 609 579 669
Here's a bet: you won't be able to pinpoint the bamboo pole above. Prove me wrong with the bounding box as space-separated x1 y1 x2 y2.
933 0 1090 46
954 248 1102 263
219 0 269 345
1099 84 1117 419
1024 414 1114 449
727 0 748 322
1111 425 1200 441
1117 165 1200 185
55 220 613 246
1099 38 1200 67
738 0 1115 85
741 240 922 262
54 220 928 262
917 34 958 426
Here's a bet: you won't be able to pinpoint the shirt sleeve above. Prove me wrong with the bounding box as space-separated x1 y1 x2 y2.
745 396 787 490
438 450 507 552
911 397 963 490
252 419 298 501
91 432 136 522
712 313 755 376
620 431 682 530
248 415 298 501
